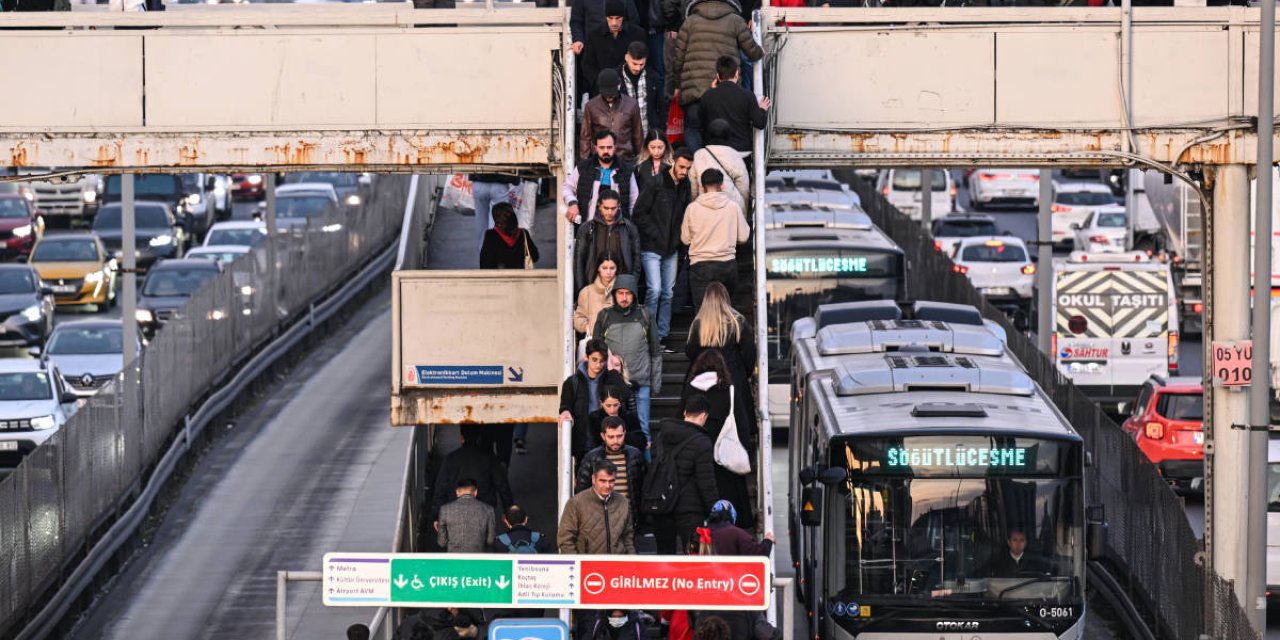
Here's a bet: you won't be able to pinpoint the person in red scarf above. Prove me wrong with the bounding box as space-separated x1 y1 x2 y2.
480 202 540 269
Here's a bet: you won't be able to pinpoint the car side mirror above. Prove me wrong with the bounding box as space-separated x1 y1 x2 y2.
18 255 29 264
60 391 78 404
799 486 823 527
1116 402 1129 415
1069 223 1080 230
26 346 40 358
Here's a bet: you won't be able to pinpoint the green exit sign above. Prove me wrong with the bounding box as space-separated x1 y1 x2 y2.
389 558 514 605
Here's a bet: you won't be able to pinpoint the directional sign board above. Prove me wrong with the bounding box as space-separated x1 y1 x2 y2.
489 619 569 640
323 553 771 610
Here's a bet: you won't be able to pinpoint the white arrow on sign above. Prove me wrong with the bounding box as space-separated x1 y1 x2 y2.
496 575 510 589
394 574 408 589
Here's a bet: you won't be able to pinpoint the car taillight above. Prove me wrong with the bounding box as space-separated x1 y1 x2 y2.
1145 421 1165 439
979 174 997 182
882 186 890 196
1089 235 1110 243
1192 302 1203 314
1051 204 1070 213
1021 264 1036 275
953 264 969 274
950 186 958 198
934 240 943 251
1168 331 1179 372
1051 333 1057 355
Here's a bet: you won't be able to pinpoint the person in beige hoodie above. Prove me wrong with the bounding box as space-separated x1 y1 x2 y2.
574 254 619 335
680 168 750 310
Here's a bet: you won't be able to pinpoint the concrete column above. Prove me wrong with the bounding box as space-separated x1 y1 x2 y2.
122 173 138 371
1207 164 1255 616
921 168 933 231
1037 169 1053 354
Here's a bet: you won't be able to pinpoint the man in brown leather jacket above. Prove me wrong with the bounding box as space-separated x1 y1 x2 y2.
581 69 646 163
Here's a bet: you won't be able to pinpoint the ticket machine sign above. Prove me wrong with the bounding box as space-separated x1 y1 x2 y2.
578 558 770 610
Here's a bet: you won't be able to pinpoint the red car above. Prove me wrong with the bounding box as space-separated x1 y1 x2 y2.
231 173 265 201
1120 375 1204 492
0 194 42 259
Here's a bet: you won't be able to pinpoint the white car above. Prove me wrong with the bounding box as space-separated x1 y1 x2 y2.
950 236 1035 328
764 176 860 209
876 169 954 221
185 245 250 264
931 213 999 256
264 183 340 230
1072 207 1129 253
0 358 79 471
967 168 1040 210
1051 181 1119 247
204 221 268 249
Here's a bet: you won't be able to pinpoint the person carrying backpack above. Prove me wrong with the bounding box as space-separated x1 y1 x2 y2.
493 505 554 554
593 273 662 446
642 394 718 554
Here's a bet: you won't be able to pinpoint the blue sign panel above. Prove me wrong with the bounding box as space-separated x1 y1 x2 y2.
489 619 569 640
415 365 505 385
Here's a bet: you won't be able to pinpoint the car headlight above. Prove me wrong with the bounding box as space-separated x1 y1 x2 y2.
135 309 154 323
186 193 202 206
149 235 174 247
29 415 55 431
20 305 41 322
247 175 263 185
12 224 31 238
322 223 343 233
85 270 105 284
82 190 96 204
345 194 361 206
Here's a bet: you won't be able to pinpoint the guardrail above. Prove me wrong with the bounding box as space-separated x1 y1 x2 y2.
1 176 412 639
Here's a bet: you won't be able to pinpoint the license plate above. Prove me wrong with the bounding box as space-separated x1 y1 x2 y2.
0 441 16 451
52 285 76 294
983 287 1013 296
1011 189 1028 196
1193 432 1204 445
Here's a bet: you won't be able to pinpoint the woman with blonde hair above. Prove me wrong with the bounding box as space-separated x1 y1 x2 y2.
684 282 756 458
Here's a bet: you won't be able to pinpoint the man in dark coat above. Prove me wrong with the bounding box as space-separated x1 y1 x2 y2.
576 417 647 511
572 0 641 58
984 530 1051 576
632 147 694 347
563 130 641 224
559 339 632 461
574 189 644 292
581 70 646 162
697 55 769 154
618 40 665 138
432 425 514 512
651 394 719 554
583 0 648 97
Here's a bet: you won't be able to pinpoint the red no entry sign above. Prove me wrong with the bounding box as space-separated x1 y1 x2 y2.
578 558 771 610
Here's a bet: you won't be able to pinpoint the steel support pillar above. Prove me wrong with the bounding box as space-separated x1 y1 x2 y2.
921 168 933 231
1207 164 1256 625
1037 169 1053 354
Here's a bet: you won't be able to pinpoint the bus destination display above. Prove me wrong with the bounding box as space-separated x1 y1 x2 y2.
886 446 1029 469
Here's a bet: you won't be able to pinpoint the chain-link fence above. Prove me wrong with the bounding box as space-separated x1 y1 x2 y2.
0 175 410 636
847 179 1254 639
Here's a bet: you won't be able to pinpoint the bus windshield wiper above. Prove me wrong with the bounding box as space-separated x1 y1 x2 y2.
997 575 1070 598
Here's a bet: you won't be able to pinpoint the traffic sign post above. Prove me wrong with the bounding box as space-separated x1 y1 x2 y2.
323 553 771 610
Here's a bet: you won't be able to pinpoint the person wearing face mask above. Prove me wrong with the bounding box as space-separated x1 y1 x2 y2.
580 609 649 640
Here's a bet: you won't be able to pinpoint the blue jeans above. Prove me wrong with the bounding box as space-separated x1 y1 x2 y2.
472 181 513 250
636 384 651 449
681 100 703 152
513 423 529 441
641 251 677 341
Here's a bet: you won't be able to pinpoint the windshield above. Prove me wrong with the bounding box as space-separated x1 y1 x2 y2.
828 436 1084 635
105 174 180 198
0 270 35 294
1156 393 1203 421
32 239 99 262
276 196 332 219
189 251 244 263
1056 191 1114 206
48 326 123 355
0 372 51 401
765 249 904 381
935 220 997 237
1096 213 1126 228
142 268 218 297
960 244 1027 262
207 228 266 247
94 205 170 229
290 172 357 187
891 170 947 192
0 199 29 219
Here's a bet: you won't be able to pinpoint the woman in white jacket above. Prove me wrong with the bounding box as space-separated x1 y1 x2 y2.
690 119 751 214
680 349 755 530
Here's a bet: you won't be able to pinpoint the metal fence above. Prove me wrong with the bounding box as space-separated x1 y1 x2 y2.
0 175 410 636
847 179 1254 640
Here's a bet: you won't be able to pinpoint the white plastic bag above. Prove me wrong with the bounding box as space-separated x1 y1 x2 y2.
441 174 474 211
504 181 539 229
715 386 752 475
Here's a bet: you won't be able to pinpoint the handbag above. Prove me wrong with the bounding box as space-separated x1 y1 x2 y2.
666 101 685 146
714 386 752 475
521 231 535 270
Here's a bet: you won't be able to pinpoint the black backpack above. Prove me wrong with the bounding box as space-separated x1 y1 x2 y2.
639 426 696 516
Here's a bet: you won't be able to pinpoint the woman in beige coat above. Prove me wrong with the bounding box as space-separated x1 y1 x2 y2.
573 254 619 335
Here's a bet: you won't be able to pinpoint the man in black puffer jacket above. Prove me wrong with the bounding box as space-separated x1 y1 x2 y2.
651 394 719 554
632 147 693 348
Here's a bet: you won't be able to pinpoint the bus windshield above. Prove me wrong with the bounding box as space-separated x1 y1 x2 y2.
824 435 1085 633
765 249 903 381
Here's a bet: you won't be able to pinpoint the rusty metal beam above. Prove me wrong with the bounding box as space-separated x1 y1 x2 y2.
767 129 1259 168
0 130 553 172
391 389 560 426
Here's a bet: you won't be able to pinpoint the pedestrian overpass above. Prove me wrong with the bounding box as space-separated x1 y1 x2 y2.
0 5 1274 639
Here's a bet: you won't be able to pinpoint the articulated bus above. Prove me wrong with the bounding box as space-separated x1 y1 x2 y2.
787 300 1100 639
763 206 906 429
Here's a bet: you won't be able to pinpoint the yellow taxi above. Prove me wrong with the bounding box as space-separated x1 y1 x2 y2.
28 234 117 311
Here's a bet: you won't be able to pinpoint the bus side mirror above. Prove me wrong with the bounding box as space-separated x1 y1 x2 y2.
798 467 816 485
819 467 848 485
1087 504 1107 561
800 486 823 527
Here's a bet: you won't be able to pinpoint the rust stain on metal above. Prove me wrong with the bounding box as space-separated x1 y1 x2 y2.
133 147 150 166
177 144 200 165
10 143 30 168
